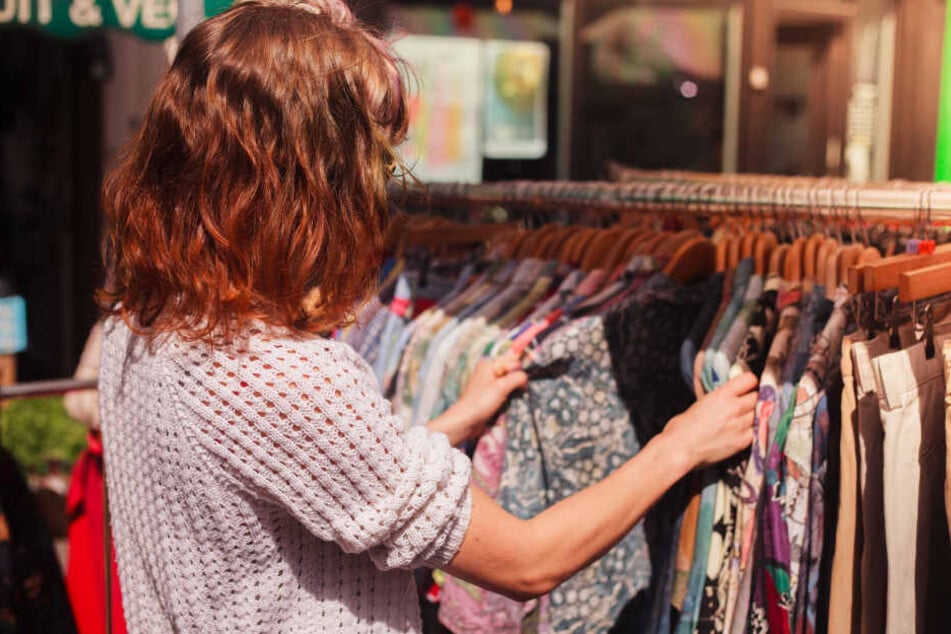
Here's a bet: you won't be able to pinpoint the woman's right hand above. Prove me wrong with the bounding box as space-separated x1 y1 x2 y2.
662 372 759 469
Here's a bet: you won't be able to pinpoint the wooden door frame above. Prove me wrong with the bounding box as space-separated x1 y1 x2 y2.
890 0 946 181
738 0 855 175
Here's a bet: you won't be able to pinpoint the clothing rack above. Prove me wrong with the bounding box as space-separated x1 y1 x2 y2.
392 175 951 223
0 378 97 400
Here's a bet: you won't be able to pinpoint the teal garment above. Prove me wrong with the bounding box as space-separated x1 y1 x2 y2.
710 275 764 388
675 469 718 634
701 259 755 392
680 259 754 634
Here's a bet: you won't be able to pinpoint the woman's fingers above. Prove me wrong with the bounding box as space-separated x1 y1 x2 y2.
724 371 758 396
738 391 759 415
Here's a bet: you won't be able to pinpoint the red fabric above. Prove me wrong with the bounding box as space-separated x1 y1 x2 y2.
413 298 437 315
765 571 791 634
66 433 127 634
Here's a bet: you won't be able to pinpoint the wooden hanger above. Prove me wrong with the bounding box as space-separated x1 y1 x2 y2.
711 221 738 273
559 228 591 265
815 238 839 295
569 229 601 265
654 230 703 261
580 228 625 271
518 225 558 260
397 222 518 259
740 231 758 260
663 236 716 284
854 243 951 293
599 228 644 272
899 261 951 302
841 244 868 292
803 234 826 281
768 244 790 277
544 226 578 260
726 233 743 272
754 231 778 276
635 232 671 257
783 237 808 282
535 226 565 260
623 230 658 261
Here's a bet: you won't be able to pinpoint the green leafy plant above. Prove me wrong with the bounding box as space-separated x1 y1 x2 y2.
0 397 87 474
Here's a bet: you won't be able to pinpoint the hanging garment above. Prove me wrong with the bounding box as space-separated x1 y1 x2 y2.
0 447 76 633
754 286 833 634
65 433 127 634
872 332 951 634
438 418 551 634
374 274 415 386
778 291 837 632
730 288 801 634
498 314 651 634
672 275 734 628
826 330 863 634
681 265 756 634
696 271 764 634
605 272 724 634
850 329 915 634
789 294 849 634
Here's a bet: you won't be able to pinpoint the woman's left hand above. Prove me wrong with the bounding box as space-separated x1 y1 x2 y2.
426 351 528 445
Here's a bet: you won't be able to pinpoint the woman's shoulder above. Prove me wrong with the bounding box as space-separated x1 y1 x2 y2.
101 317 376 393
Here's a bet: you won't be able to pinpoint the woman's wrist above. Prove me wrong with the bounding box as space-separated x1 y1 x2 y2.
652 419 698 478
426 403 480 446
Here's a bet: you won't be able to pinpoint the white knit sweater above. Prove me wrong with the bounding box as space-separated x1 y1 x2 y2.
99 318 473 633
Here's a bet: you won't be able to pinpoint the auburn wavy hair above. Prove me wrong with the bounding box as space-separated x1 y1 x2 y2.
98 0 408 342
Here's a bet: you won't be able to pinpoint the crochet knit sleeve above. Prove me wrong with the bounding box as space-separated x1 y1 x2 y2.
173 336 473 570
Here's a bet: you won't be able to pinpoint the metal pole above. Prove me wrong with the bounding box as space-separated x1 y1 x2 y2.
0 378 97 400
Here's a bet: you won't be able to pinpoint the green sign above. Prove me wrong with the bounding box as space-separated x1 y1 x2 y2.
204 0 229 18
937 4 951 181
0 0 177 40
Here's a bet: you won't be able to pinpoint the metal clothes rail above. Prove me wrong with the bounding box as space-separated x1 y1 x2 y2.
392 175 951 223
0 378 97 400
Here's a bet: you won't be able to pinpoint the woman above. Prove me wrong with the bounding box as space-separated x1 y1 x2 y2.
97 1 758 631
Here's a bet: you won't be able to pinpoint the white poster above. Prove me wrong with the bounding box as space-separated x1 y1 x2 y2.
392 35 484 183
483 40 549 159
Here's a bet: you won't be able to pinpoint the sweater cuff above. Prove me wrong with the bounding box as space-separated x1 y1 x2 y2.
426 470 473 567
